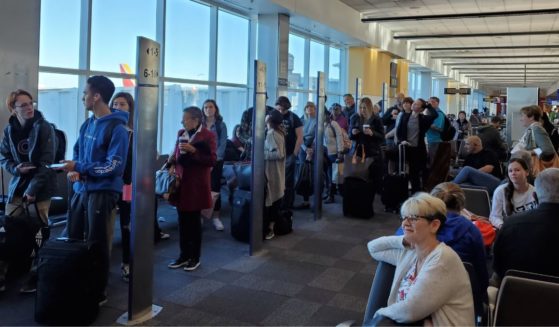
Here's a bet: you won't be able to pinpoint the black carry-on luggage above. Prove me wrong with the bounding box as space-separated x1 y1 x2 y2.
381 143 409 213
342 177 375 219
230 189 251 243
35 239 103 325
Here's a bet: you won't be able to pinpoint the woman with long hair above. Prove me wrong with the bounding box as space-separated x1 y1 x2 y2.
323 109 345 203
202 99 227 231
349 98 384 175
453 110 470 141
263 110 286 240
110 92 169 281
490 158 537 229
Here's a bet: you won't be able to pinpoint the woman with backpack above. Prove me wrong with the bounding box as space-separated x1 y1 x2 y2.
110 92 170 282
0 89 57 293
323 109 345 203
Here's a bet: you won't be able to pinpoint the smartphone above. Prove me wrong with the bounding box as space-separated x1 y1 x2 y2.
48 163 66 169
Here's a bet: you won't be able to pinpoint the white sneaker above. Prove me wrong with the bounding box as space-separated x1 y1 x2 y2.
212 218 224 231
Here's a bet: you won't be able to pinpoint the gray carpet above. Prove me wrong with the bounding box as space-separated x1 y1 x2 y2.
0 194 400 326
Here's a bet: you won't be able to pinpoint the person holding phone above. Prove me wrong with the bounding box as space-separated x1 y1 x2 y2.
0 89 57 293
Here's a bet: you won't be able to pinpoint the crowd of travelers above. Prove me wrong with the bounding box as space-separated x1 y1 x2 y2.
2 78 559 326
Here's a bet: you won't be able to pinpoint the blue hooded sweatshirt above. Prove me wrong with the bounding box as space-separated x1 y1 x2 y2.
72 109 129 193
396 211 488 295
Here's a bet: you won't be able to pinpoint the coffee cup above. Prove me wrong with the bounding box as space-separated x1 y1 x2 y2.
179 135 189 154
363 124 370 130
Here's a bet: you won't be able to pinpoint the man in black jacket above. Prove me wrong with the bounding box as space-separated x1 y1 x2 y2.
395 97 438 193
493 168 559 284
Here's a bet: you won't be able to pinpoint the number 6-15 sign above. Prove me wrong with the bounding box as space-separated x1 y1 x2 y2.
137 37 160 86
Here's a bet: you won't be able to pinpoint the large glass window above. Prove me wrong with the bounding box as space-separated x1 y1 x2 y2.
328 47 341 93
309 41 325 90
161 83 209 153
217 10 249 85
39 0 81 69
38 73 80 159
165 0 210 80
90 0 156 73
216 86 248 137
288 34 305 89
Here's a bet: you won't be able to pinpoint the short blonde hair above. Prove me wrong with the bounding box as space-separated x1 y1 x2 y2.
430 182 465 212
400 192 447 231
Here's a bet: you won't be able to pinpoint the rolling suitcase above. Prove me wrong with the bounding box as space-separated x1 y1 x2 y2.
381 143 409 213
342 177 375 219
230 189 251 243
35 239 103 325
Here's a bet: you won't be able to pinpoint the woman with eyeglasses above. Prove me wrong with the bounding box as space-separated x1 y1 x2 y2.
0 89 57 293
367 192 474 326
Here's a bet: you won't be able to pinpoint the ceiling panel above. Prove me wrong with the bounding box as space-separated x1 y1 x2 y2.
341 0 559 90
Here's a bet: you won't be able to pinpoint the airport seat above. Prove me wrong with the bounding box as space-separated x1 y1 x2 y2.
463 262 488 326
462 187 491 217
363 261 396 326
492 274 559 326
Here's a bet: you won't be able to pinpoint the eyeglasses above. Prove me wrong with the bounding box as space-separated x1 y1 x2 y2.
15 102 34 109
400 215 431 224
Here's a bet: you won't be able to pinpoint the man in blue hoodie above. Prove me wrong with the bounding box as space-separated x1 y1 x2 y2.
57 75 129 304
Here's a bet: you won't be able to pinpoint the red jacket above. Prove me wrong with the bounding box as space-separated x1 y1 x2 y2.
170 127 217 212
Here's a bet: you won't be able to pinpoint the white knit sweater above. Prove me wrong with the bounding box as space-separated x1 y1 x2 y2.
368 236 475 326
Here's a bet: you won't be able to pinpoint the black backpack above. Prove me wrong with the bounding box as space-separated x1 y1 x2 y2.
51 124 67 162
440 115 456 142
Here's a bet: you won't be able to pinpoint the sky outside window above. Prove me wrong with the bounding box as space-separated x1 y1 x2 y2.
288 34 305 89
165 0 210 80
90 0 156 73
39 0 81 68
309 40 325 91
217 10 249 84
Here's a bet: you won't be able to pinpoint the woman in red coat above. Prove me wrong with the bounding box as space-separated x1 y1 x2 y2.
167 106 216 271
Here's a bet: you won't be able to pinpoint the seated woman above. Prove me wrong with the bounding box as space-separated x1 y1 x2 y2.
430 183 489 298
368 192 474 326
489 158 537 229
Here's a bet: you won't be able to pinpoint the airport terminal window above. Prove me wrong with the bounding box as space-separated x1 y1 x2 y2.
161 82 209 154
90 0 156 73
309 40 325 91
39 0 81 69
165 0 210 80
328 47 341 94
38 73 80 159
217 10 249 85
216 86 248 137
288 34 306 89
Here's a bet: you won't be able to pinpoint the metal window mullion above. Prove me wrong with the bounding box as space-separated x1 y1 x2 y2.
303 36 310 91
324 45 330 95
156 0 166 153
340 47 348 96
77 0 92 122
247 14 256 107
209 5 218 99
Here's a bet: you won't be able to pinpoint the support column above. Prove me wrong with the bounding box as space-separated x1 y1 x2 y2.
257 13 290 101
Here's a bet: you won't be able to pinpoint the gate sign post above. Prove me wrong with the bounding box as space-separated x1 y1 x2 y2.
250 60 266 255
313 72 326 220
117 36 162 325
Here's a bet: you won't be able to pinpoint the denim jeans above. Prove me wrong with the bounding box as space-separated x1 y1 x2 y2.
452 166 502 195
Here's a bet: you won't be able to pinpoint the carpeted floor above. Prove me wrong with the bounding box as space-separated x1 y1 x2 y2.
0 193 400 326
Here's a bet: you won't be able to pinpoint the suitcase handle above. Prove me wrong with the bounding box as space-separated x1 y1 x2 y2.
398 143 406 175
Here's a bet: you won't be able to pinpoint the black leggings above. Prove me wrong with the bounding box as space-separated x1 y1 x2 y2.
177 210 202 261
